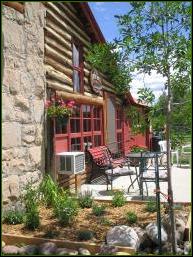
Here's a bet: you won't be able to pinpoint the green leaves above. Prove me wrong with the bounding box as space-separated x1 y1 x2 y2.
85 43 131 95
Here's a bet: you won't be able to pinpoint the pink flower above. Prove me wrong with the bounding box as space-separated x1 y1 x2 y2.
66 100 75 108
45 100 52 108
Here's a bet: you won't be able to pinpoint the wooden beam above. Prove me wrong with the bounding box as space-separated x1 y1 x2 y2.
45 56 73 78
56 90 103 106
47 79 73 93
3 2 24 13
46 67 73 87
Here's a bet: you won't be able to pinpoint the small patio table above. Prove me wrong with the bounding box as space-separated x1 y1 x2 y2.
126 152 163 197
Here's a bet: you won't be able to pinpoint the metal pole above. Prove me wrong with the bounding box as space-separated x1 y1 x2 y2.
155 153 162 254
166 67 176 253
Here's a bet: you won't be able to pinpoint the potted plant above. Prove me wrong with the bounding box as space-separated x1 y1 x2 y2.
45 96 75 125
129 145 148 166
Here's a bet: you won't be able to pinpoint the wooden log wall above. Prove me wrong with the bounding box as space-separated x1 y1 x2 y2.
45 2 115 96
44 2 116 190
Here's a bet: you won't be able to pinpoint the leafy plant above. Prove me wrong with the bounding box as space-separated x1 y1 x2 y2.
92 204 106 216
25 211 40 230
85 43 131 95
21 181 40 230
53 194 79 226
3 210 24 225
130 145 148 153
100 217 113 226
112 191 126 207
39 175 59 207
145 200 157 213
45 96 75 118
78 191 93 208
126 211 138 224
77 230 94 241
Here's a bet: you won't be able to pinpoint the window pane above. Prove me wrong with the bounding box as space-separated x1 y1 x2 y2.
73 70 80 92
94 135 101 147
72 43 79 67
83 105 91 118
56 118 67 134
83 119 91 132
94 119 100 131
70 119 80 133
71 138 81 151
83 136 92 149
72 105 80 117
93 106 100 118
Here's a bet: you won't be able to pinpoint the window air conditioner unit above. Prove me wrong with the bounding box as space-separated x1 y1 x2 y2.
56 152 85 175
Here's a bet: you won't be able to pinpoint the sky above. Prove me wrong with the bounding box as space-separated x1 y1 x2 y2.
89 2 166 101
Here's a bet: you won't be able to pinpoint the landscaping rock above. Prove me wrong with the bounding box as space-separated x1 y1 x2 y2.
100 243 119 254
18 244 39 255
162 215 186 243
114 252 131 255
106 226 139 250
2 241 5 248
56 248 78 255
134 227 154 250
78 248 91 255
39 242 57 254
2 245 20 255
145 223 168 245
161 242 172 253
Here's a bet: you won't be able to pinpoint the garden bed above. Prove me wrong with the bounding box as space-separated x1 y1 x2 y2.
2 201 190 244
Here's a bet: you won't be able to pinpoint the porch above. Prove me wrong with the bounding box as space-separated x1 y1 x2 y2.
80 164 191 203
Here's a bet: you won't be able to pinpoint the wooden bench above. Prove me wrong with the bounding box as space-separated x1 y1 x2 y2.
86 146 136 190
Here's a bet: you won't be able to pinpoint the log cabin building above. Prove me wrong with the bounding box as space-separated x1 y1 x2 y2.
2 2 151 207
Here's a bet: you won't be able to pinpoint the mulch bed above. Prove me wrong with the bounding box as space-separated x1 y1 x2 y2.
2 201 190 244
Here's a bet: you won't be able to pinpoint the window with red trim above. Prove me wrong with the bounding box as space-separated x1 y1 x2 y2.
55 104 103 151
72 40 83 93
116 108 123 152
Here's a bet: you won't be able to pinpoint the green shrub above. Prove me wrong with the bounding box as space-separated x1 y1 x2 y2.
145 200 157 212
78 191 93 208
22 181 40 230
53 195 79 226
126 211 137 224
25 210 40 230
100 217 113 226
3 210 24 225
92 204 106 216
112 191 126 207
39 175 60 207
77 230 94 241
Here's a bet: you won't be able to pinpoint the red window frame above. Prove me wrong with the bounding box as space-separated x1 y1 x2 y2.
116 107 123 152
72 39 84 94
54 104 103 152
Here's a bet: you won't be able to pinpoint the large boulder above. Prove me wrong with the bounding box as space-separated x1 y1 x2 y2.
162 215 186 244
55 248 78 255
145 223 168 245
106 226 139 250
2 245 20 255
134 227 154 250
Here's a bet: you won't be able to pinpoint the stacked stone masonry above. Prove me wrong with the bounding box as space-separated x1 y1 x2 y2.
2 3 46 210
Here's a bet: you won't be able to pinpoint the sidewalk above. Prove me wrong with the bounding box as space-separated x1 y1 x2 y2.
80 165 191 203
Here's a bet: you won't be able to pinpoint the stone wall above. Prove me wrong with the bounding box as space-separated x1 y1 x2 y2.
2 2 46 210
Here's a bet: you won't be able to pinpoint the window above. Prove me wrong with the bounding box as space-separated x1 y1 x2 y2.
116 107 123 152
72 41 83 93
55 104 103 151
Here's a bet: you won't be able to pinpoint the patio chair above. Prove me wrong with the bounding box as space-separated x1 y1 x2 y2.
179 144 191 167
158 140 179 166
86 146 138 191
139 152 168 200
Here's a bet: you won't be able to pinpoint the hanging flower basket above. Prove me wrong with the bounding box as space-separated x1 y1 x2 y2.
45 96 75 122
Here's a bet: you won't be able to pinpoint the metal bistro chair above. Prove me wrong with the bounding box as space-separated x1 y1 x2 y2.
158 140 179 166
139 152 168 199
